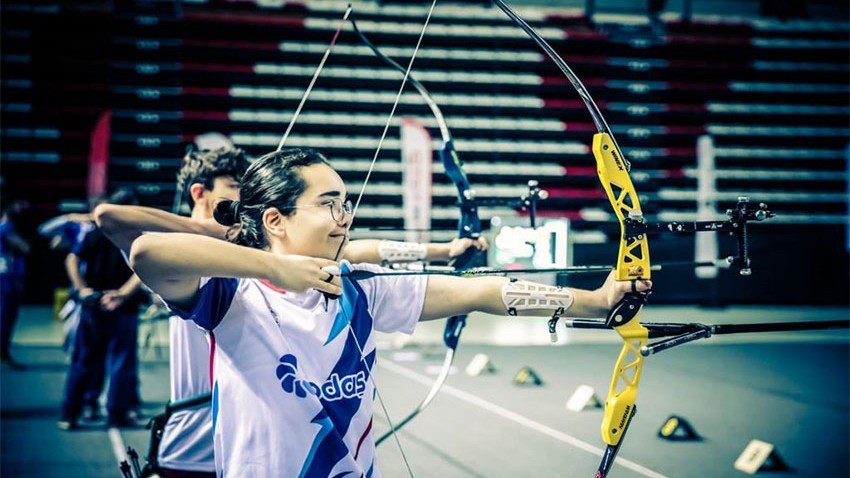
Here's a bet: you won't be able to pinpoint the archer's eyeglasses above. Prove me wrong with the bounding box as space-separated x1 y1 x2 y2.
288 199 353 223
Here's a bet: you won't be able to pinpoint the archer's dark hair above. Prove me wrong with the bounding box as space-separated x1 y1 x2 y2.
177 147 252 208
213 148 331 249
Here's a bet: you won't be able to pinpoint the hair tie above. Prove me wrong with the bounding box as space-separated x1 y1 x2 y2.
213 199 241 226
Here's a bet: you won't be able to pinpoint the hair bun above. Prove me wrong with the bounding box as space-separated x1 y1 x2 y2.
214 199 240 225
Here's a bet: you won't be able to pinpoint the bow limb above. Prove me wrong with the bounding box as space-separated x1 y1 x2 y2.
351 15 482 254
491 1 621 154
352 17 484 446
350 17 451 142
491 2 649 476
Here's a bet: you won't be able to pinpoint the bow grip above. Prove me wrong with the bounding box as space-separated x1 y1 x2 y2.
443 316 467 350
605 291 647 329
451 246 480 270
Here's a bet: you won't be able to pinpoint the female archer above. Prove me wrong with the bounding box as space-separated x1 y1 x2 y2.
127 147 650 477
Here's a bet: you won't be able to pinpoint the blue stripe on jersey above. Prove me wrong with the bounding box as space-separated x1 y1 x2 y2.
324 301 350 346
298 411 338 478
299 263 377 477
366 459 374 478
325 263 365 345
338 263 373 348
168 277 238 330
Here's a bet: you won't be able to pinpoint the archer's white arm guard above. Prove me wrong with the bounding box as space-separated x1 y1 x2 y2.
501 279 575 343
501 279 574 316
378 240 428 264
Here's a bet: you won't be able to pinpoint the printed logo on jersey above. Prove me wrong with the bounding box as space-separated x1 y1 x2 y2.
276 354 366 401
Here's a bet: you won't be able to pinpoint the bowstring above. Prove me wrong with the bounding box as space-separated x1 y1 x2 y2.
330 1 440 476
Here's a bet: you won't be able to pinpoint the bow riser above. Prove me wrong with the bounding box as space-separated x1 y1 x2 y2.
593 132 651 454
593 133 651 282
439 141 482 349
488 1 655 471
440 141 482 245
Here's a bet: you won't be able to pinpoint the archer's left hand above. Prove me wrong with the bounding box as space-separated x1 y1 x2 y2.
599 270 652 310
448 237 488 258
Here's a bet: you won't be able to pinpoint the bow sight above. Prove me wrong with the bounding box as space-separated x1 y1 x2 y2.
626 197 774 276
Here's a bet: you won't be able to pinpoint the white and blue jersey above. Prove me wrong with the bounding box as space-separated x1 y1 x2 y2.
157 316 215 472
167 261 427 478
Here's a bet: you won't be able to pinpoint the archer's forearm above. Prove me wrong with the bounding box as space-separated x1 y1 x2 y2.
130 233 276 286
95 204 226 255
422 275 608 321
343 239 382 264
117 274 143 296
425 243 452 262
474 279 607 318
559 288 608 318
65 254 87 290
344 239 450 265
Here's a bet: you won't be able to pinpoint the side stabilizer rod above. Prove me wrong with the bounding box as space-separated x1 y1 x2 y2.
563 319 849 356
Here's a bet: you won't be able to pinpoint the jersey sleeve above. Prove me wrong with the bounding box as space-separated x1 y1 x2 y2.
166 277 239 331
348 262 428 335
70 227 92 260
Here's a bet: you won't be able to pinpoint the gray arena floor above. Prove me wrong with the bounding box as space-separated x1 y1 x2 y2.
2 305 848 477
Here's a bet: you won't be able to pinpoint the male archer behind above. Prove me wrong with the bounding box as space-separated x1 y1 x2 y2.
156 148 248 477
95 148 249 476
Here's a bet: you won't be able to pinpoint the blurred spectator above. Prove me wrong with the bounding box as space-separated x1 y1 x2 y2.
0 197 31 369
44 202 105 419
58 189 148 429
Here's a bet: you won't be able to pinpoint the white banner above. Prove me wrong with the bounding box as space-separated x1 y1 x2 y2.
695 135 719 279
401 118 432 243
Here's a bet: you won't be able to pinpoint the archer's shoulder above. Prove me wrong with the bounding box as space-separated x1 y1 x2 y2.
342 260 391 275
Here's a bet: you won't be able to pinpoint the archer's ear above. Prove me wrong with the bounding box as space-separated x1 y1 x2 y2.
262 207 286 240
189 183 206 205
